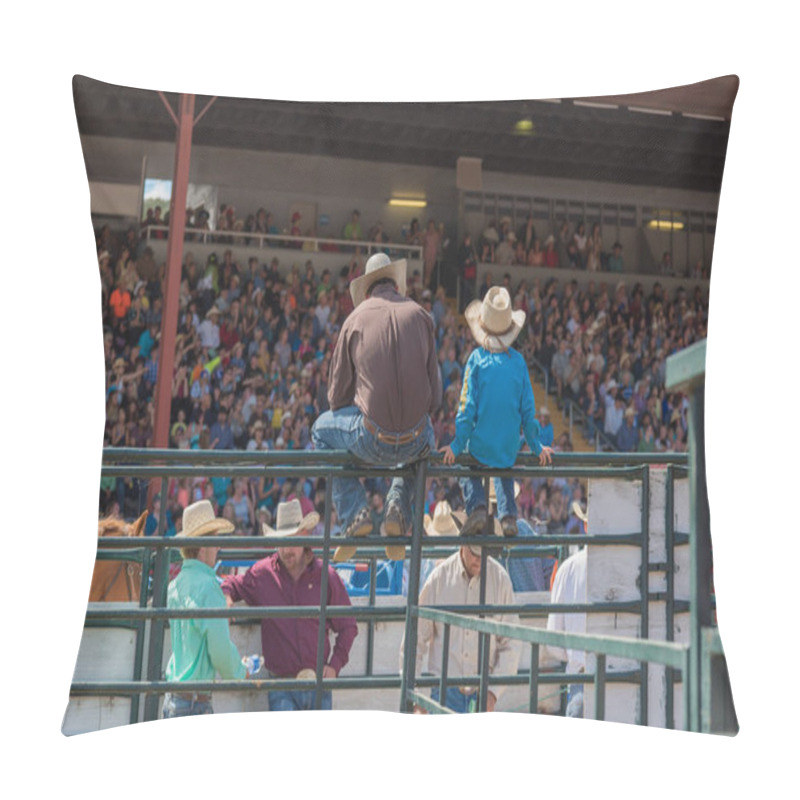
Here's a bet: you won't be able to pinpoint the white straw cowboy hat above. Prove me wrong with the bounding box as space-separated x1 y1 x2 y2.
182 499 235 538
262 497 320 537
465 286 526 352
423 501 460 537
349 252 407 307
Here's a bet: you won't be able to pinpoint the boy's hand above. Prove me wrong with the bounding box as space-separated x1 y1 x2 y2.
440 445 455 465
539 446 554 466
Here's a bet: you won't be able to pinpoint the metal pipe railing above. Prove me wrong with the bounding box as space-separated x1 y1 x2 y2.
142 224 424 262
81 447 695 725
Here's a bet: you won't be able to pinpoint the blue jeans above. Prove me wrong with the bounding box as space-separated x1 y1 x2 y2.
460 476 517 520
311 406 434 532
162 693 213 718
269 689 332 711
431 686 477 713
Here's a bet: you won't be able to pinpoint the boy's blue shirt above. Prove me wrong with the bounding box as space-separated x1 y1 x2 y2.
450 346 543 468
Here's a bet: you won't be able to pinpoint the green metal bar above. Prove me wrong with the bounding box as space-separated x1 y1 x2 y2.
478 544 489 713
85 599 651 623
95 530 651 550
143 488 170 723
365 554 377 677
665 464 675 730
399 459 427 712
103 447 688 468
595 654 606 721
313 472 334 710
71 669 650 700
529 643 540 714
683 647 691 732
414 608 689 670
639 466 649 725
439 623 451 703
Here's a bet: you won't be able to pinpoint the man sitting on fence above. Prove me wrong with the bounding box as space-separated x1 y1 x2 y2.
399 505 520 713
312 252 441 562
221 498 358 711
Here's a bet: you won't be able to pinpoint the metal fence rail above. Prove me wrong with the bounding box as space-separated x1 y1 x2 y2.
407 607 690 725
78 448 708 729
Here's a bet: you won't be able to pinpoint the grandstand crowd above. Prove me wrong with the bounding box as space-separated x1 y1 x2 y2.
97 206 708 539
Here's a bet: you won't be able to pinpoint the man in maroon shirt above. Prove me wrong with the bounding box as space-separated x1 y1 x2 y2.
312 253 442 563
221 499 357 711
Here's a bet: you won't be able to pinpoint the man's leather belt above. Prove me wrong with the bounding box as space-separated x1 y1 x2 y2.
174 692 212 703
363 416 426 445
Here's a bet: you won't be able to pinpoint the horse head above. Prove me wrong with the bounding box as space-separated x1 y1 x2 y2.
90 511 148 602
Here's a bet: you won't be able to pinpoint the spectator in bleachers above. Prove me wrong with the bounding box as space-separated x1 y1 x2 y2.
480 221 498 263
518 214 537 255
342 209 363 243
495 230 515 265
607 241 624 273
406 218 422 246
538 407 554 448
616 407 640 452
422 219 441 289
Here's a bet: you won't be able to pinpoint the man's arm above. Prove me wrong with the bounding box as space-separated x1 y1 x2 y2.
325 568 358 675
202 583 246 680
449 355 478 458
327 321 356 410
520 364 545 458
221 561 264 606
425 316 443 414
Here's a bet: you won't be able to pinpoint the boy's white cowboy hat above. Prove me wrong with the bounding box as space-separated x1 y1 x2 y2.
262 497 320 537
349 253 407 307
465 286 526 352
182 499 234 538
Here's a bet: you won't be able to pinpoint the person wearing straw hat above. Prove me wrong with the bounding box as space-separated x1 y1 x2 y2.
221 498 357 711
162 500 248 719
399 502 520 713
441 286 553 539
312 252 441 563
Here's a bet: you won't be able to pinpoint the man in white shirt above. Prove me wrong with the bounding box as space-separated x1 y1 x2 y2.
400 516 520 713
545 534 587 717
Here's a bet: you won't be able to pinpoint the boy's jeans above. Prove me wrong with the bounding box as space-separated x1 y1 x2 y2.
460 475 517 520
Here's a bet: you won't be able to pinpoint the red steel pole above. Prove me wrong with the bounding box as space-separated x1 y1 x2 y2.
152 94 195 457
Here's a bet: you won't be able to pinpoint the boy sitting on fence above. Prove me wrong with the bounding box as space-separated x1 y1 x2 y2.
441 286 553 537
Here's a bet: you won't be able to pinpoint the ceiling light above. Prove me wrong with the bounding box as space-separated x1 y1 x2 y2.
573 101 619 110
513 118 535 135
389 197 427 208
647 220 685 231
628 105 673 116
683 112 726 122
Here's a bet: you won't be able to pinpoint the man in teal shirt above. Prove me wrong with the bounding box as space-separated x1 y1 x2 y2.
163 500 247 718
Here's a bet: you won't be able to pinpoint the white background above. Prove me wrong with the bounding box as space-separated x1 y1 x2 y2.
4 2 796 797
